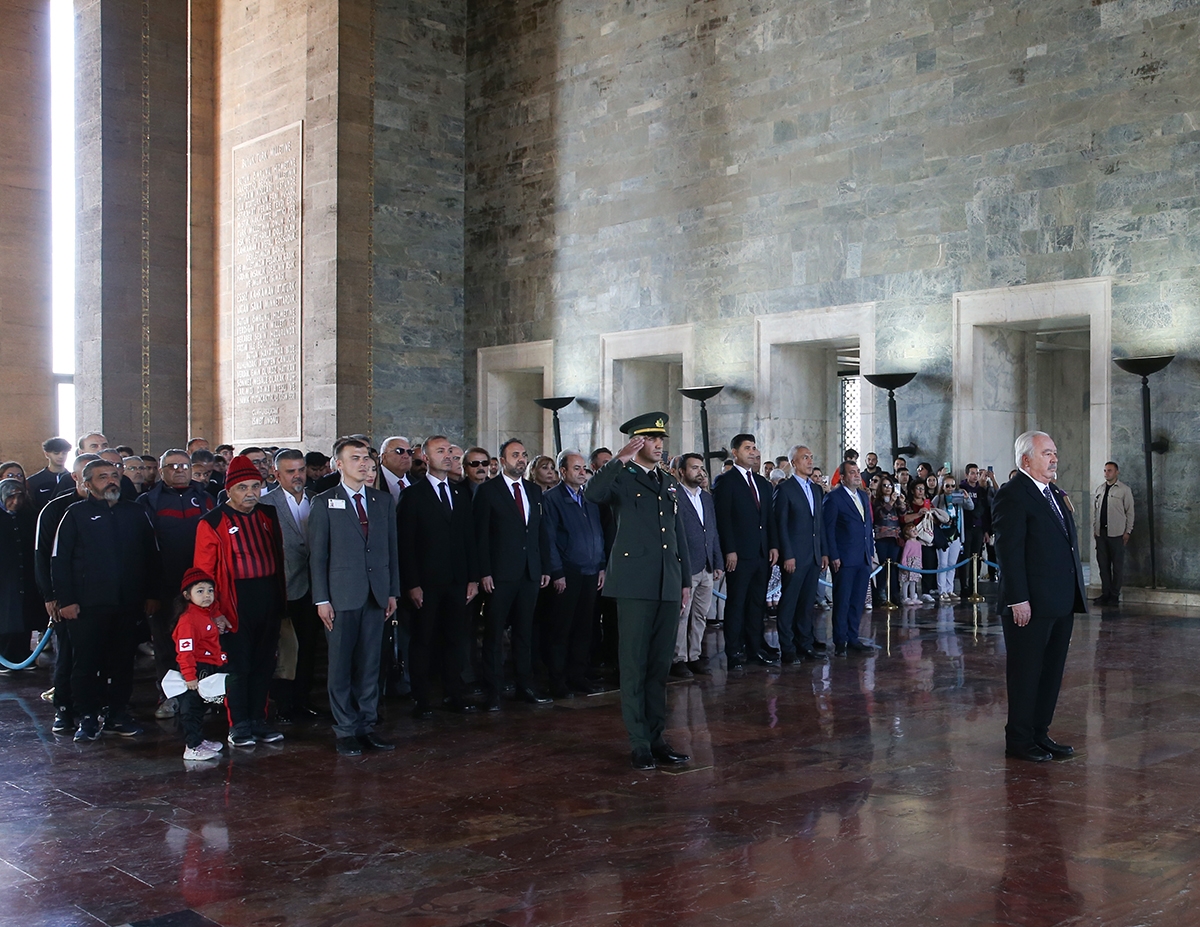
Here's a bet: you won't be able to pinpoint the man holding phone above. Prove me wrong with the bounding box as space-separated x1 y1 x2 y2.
960 463 993 590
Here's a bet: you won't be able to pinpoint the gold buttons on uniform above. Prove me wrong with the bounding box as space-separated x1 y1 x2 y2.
663 544 667 549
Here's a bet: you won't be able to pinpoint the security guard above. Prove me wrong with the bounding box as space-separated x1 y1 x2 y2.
585 412 692 770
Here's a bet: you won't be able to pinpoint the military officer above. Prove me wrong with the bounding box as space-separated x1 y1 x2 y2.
585 412 693 771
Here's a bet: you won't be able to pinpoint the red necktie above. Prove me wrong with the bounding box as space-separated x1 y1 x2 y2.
513 482 525 523
353 492 369 539
746 470 760 510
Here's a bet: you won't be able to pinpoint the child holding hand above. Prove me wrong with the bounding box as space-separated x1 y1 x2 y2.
175 568 230 761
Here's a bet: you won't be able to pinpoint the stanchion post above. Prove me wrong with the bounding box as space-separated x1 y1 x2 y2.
967 553 985 603
883 559 898 610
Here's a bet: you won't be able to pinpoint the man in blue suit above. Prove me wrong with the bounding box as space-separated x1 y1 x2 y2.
774 445 827 662
822 460 875 655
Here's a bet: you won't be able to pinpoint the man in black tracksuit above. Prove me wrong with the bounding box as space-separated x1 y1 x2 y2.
33 454 99 733
51 459 160 742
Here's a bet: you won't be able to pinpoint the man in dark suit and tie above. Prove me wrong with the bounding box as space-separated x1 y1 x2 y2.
822 460 875 655
585 412 692 770
994 430 1087 762
308 437 401 756
774 444 828 662
473 438 552 708
396 435 480 718
713 433 779 668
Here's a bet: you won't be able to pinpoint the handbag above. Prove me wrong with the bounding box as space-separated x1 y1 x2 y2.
914 511 935 545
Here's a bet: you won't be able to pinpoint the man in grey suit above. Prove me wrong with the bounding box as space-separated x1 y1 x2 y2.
774 445 828 662
308 437 401 756
260 449 321 722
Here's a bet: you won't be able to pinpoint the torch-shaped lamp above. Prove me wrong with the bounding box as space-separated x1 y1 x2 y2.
863 372 919 461
679 386 727 478
533 396 576 457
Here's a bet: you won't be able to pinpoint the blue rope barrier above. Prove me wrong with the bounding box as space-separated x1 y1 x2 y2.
983 560 1000 570
894 558 972 575
0 624 55 672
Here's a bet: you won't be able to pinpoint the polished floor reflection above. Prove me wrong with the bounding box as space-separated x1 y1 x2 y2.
2 602 1200 927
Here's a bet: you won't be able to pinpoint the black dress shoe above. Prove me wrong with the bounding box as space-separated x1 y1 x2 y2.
799 646 818 659
1035 737 1074 759
763 645 781 657
631 748 656 771
687 660 711 676
411 705 434 721
336 736 363 756
358 733 396 751
812 641 827 651
847 640 874 653
1092 595 1111 605
446 698 478 713
751 651 780 666
515 686 552 705
650 743 689 765
1006 744 1053 762
781 651 801 665
669 661 694 679
727 653 745 669
834 643 848 656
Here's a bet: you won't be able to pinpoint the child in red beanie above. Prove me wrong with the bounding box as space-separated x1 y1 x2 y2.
175 567 230 761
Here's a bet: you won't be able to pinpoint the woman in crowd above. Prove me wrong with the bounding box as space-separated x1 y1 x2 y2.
528 455 559 492
871 474 905 606
933 475 974 603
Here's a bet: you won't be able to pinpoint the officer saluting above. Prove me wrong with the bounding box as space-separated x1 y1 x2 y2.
585 412 692 771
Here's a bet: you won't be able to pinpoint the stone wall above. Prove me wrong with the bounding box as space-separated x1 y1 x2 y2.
0 1 54 465
464 0 1200 588
372 0 466 444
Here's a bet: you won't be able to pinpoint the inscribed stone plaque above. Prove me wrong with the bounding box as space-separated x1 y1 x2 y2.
232 122 302 445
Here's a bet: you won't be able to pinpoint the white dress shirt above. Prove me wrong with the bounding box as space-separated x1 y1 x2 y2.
427 472 453 509
283 488 310 533
683 482 705 523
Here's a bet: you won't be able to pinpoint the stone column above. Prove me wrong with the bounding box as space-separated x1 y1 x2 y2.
75 0 189 452
0 2 55 465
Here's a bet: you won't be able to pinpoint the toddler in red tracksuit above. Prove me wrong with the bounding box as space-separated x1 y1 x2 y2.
174 568 230 761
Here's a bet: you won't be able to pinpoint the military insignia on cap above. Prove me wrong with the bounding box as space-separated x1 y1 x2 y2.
619 411 670 437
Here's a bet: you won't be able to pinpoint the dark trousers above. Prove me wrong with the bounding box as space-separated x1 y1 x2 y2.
592 595 619 668
0 633 30 664
874 538 902 605
959 525 985 592
149 605 178 698
52 624 73 711
616 597 679 751
64 606 138 717
287 594 322 710
180 661 222 748
325 598 385 738
1002 611 1074 749
830 563 869 646
225 577 281 731
722 556 769 658
549 572 598 688
483 578 539 695
409 584 469 709
921 544 937 594
1095 535 1126 598
777 559 821 654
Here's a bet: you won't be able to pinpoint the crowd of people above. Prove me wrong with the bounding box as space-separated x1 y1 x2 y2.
0 421 1122 767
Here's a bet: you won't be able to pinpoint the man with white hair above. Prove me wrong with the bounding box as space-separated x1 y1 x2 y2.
993 430 1087 763
377 435 414 503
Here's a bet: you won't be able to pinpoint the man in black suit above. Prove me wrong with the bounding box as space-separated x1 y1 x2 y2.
994 430 1087 762
774 444 827 662
396 435 479 718
474 438 552 707
713 433 779 668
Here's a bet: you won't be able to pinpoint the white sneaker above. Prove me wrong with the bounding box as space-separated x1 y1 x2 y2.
199 739 224 753
183 743 221 761
155 697 179 719
921 594 935 603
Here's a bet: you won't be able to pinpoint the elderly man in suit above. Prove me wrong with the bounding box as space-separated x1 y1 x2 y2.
822 460 875 655
672 452 721 678
774 444 828 662
586 413 692 771
994 430 1087 762
396 435 479 718
260 448 322 723
713 433 779 669
474 438 552 708
309 437 401 756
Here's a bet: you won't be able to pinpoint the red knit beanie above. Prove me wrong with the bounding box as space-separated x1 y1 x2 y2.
225 454 262 490
181 567 215 592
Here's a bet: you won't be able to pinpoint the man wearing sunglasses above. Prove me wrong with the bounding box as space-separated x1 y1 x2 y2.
377 436 414 504
462 448 491 497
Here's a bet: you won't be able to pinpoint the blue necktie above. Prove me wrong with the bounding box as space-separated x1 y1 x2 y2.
1043 486 1066 532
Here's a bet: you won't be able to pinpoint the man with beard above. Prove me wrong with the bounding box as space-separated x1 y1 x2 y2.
51 459 160 741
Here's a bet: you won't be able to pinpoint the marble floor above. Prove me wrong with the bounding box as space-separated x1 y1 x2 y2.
2 601 1199 927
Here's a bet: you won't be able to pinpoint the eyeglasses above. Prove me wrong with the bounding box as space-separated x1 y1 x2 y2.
389 448 414 456
164 463 192 471
466 460 489 468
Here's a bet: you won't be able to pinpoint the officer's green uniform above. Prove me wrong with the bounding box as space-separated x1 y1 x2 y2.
585 412 692 753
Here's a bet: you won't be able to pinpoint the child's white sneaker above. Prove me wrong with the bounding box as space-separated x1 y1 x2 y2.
183 743 221 761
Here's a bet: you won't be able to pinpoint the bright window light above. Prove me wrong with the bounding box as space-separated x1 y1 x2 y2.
50 0 75 378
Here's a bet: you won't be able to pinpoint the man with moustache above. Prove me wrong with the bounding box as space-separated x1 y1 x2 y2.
994 431 1087 762
585 413 691 771
51 459 160 741
377 435 414 504
671 453 722 678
